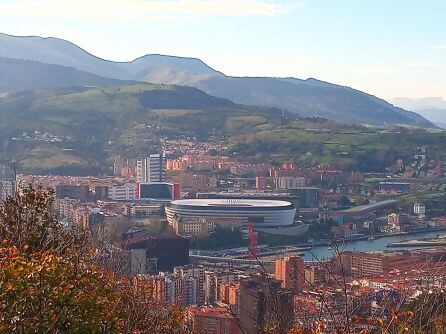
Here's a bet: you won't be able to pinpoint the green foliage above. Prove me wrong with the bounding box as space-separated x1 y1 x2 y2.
190 226 243 249
306 220 334 240
0 85 283 174
229 124 446 172
0 247 121 333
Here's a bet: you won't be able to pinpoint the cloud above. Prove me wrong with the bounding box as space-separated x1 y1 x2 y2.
0 0 299 21
434 45 446 50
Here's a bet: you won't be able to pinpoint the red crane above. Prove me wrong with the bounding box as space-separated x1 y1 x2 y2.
248 219 258 259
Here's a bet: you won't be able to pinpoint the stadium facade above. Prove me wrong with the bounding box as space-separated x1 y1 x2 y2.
165 199 296 228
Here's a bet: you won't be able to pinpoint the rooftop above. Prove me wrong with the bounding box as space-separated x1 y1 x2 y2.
170 198 293 208
339 200 398 213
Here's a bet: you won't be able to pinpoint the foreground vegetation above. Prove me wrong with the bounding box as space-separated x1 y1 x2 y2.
0 187 184 333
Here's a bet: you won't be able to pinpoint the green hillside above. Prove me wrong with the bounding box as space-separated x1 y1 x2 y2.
0 84 284 174
0 84 445 175
228 119 446 171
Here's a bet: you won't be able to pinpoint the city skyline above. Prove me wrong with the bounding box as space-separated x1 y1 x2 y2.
0 0 445 100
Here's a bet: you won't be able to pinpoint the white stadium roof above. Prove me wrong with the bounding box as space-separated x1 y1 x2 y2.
169 198 293 208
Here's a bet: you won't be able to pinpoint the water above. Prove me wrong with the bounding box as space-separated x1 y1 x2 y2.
302 230 445 262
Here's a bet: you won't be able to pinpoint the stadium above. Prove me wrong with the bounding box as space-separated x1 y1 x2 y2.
165 199 296 228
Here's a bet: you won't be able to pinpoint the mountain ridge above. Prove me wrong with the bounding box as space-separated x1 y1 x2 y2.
0 57 136 91
0 32 434 127
392 97 446 128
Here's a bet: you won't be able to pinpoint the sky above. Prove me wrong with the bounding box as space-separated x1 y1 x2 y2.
0 0 445 101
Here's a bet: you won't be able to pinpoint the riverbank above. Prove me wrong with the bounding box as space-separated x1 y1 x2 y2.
301 229 446 261
298 226 446 249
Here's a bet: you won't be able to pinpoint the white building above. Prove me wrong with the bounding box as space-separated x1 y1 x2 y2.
414 202 426 215
275 176 307 190
108 184 136 201
172 217 216 236
166 199 296 228
137 153 166 184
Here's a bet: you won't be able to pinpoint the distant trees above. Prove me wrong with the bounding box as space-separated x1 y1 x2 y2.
190 226 243 249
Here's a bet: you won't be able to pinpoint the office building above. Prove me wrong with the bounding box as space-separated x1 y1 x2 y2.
292 187 319 208
137 153 166 184
108 184 136 201
94 186 109 200
137 182 181 200
275 176 307 190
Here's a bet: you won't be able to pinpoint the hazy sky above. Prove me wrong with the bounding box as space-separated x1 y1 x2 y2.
0 0 445 100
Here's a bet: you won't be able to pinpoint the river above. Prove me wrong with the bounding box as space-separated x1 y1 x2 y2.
302 230 446 262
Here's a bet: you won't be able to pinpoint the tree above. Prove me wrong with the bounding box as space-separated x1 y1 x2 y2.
0 186 66 254
0 246 121 333
0 187 186 333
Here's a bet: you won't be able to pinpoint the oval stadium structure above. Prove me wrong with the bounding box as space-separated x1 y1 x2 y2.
165 199 296 228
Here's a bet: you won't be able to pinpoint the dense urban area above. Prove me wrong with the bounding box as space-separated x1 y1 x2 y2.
1 12 446 332
2 134 446 333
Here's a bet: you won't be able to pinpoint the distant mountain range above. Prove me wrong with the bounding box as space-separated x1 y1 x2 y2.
0 33 434 127
393 97 446 129
0 57 135 91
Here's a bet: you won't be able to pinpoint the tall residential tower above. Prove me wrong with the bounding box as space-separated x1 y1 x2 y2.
137 153 166 184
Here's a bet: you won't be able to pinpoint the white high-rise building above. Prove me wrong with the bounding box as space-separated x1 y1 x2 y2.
137 153 166 184
414 202 426 215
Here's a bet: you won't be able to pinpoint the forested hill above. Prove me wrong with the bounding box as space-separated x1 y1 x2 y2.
0 83 444 175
